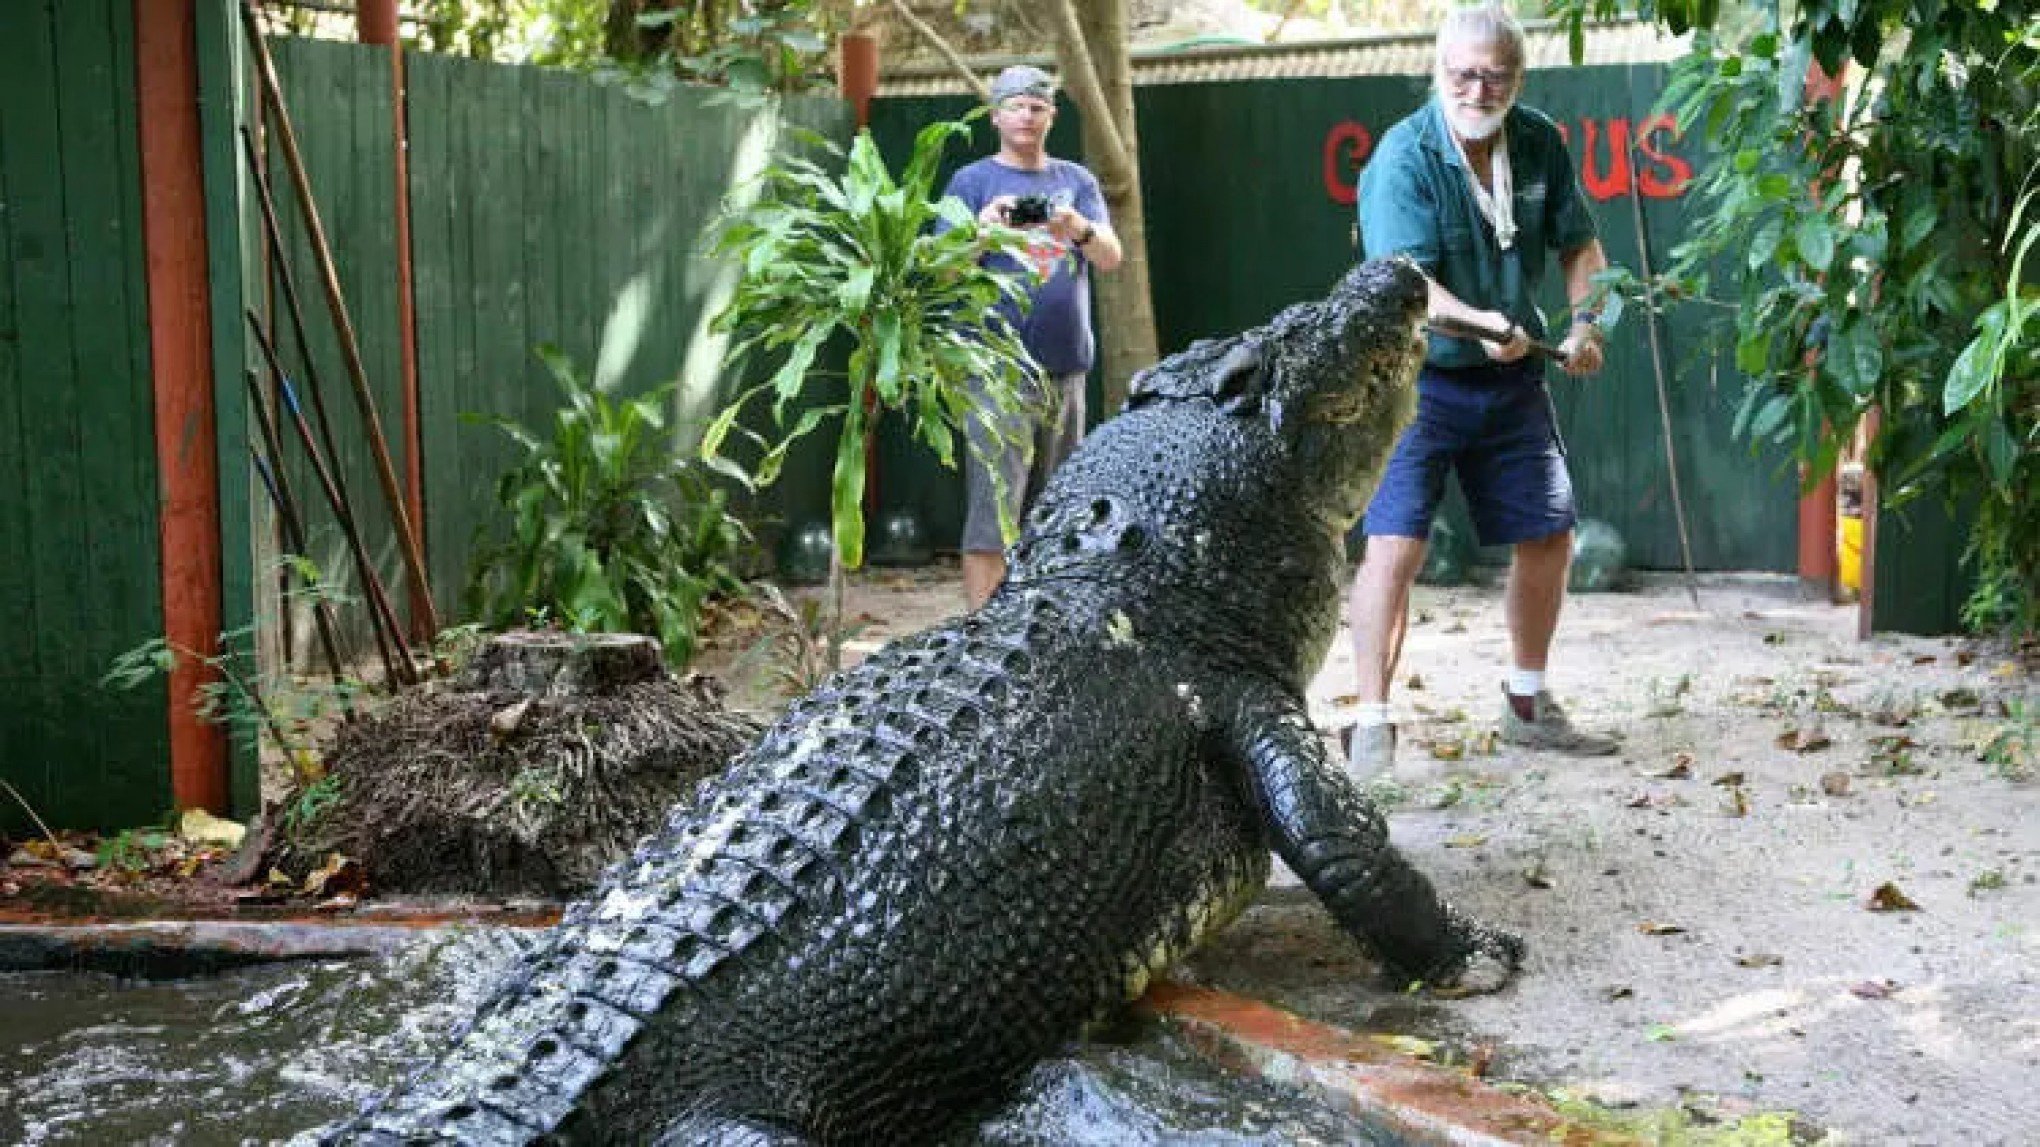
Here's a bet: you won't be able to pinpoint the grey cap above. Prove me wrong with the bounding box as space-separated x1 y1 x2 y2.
990 64 1056 104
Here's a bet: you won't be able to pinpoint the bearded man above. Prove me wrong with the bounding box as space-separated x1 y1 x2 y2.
1341 2 1621 779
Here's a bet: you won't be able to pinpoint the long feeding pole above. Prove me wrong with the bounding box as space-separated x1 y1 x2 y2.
1624 138 1703 611
242 367 361 694
238 1 440 637
246 315 416 687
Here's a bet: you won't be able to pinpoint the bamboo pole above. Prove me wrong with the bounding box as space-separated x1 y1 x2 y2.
238 1 439 636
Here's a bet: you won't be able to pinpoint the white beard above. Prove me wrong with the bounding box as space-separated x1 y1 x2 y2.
1449 104 1508 141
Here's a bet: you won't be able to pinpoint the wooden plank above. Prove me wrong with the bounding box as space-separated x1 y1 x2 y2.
194 0 259 815
10 1 96 826
406 53 459 615
0 0 51 833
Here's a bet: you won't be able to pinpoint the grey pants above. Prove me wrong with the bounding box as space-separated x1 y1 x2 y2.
961 371 1087 553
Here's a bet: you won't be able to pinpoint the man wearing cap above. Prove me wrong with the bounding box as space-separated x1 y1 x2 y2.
943 64 1123 610
1342 2 1619 780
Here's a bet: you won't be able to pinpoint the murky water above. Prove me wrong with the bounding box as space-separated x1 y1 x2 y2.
0 931 1391 1146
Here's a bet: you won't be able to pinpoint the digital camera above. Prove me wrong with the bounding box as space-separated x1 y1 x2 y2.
1006 194 1054 227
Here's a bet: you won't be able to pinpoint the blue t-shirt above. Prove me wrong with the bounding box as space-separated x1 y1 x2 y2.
1357 99 1597 370
941 157 1110 376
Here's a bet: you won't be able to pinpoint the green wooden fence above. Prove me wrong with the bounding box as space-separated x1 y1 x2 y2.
0 0 170 832
868 66 1803 575
261 40 850 645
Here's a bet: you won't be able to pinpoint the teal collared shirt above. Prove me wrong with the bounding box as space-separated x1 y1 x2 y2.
1357 98 1597 370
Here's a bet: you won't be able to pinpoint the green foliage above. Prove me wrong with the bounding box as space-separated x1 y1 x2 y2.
96 827 175 874
703 115 1047 573
1979 696 2036 782
282 775 345 836
1553 0 2040 632
101 565 365 790
464 346 753 667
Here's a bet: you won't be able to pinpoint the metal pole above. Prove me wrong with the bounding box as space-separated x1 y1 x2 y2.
1624 133 1702 611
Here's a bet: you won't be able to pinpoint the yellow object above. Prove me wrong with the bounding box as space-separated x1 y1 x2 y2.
1838 514 1864 591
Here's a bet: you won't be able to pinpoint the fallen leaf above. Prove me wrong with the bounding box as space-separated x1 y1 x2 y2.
1955 650 1975 666
1522 865 1554 889
1819 771 1853 797
1849 980 1897 999
1370 1033 1437 1059
1646 1024 1679 1042
1867 882 1920 912
1601 985 1634 1001
1734 953 1783 968
1721 786 1751 817
1712 771 1747 786
1937 688 1980 710
302 853 367 900
1638 921 1687 936
1911 655 1937 666
178 808 246 849
1428 739 1466 761
1625 792 1655 809
1467 1042 1496 1078
1655 754 1694 779
1405 674 1425 690
1445 833 1488 849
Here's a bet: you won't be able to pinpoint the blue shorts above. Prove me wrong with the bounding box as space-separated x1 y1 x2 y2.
1362 361 1576 547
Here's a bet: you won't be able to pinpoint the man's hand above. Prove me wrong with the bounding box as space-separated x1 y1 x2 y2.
978 195 1018 228
1477 310 1532 364
1047 205 1091 247
1557 322 1605 377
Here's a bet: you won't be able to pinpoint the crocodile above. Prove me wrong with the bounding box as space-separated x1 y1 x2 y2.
321 256 1523 1146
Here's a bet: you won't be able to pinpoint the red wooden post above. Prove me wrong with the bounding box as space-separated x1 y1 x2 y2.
135 0 228 812
358 0 430 636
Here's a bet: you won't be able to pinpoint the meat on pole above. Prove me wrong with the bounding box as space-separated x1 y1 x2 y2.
238 0 440 636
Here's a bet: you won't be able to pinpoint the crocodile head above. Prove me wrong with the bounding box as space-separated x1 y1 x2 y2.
1126 256 1428 529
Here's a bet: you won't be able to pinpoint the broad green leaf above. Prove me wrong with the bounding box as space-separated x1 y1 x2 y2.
1748 219 1784 269
1795 214 1836 272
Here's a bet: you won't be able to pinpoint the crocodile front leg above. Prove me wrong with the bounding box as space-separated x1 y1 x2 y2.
1222 681 1522 991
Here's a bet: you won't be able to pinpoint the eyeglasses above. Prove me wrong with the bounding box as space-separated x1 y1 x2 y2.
1442 67 1518 91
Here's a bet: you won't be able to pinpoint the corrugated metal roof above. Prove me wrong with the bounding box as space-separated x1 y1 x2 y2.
876 20 1684 97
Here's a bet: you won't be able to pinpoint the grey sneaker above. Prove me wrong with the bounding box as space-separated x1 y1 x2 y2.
1498 688 1618 755
1339 722 1397 779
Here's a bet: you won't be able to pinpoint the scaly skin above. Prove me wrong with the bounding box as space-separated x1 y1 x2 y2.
317 257 1522 1146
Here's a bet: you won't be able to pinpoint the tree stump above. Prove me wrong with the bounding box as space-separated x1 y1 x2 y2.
258 631 763 899
455 631 667 697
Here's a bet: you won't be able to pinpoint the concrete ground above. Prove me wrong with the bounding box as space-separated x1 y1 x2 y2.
805 564 2039 1145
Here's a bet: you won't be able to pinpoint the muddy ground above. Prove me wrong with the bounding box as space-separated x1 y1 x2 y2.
766 562 2039 1146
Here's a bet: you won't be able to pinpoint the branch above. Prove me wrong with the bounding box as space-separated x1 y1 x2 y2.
887 0 990 104
1048 0 1134 181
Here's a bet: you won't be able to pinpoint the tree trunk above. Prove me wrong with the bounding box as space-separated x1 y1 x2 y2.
1057 0 1157 414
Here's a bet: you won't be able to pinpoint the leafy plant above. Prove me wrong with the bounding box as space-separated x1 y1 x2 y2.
731 582 861 697
282 775 344 836
102 617 350 791
1979 696 2036 781
464 346 754 668
1551 0 2040 633
701 114 1047 666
